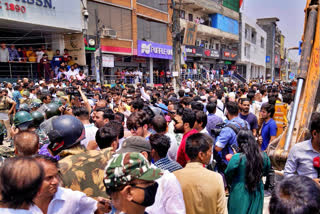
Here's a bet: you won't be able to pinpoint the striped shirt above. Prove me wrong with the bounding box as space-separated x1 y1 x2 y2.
154 156 182 173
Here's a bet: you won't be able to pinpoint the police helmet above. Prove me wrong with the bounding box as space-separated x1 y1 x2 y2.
47 115 85 156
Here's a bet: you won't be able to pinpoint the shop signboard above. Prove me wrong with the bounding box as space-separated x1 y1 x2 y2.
137 40 173 60
102 55 114 68
203 49 220 58
0 0 82 31
221 49 238 61
183 22 198 46
64 33 86 65
185 45 204 57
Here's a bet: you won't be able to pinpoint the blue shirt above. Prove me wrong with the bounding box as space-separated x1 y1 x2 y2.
154 156 182 173
12 91 22 110
261 118 277 151
206 113 223 139
284 139 319 179
216 117 248 163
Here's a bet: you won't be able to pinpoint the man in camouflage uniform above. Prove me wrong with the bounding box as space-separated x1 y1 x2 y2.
43 115 117 198
103 152 162 214
31 111 49 147
0 89 16 140
58 122 119 198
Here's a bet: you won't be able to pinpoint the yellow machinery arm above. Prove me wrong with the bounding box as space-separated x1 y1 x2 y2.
269 0 320 170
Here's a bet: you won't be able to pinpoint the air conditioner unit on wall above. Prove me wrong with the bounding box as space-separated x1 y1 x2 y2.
101 28 117 38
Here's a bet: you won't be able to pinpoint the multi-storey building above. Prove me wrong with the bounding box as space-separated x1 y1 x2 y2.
86 0 173 83
257 17 284 81
177 0 240 76
238 14 267 81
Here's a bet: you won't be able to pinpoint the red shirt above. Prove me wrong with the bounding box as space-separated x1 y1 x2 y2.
176 129 199 167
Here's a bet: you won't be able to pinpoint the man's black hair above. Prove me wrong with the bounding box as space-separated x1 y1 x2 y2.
240 98 250 104
178 90 185 97
149 134 170 158
95 124 118 149
73 107 89 118
185 133 213 160
191 101 204 111
95 107 115 120
33 154 59 168
182 108 196 129
310 112 320 134
131 98 144 111
269 176 320 214
115 112 125 123
195 110 207 129
151 115 167 133
216 90 224 100
206 102 217 114
261 103 275 118
226 101 239 116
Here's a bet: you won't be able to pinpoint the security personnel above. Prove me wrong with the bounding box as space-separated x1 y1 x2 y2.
44 115 115 198
0 89 16 141
31 111 49 147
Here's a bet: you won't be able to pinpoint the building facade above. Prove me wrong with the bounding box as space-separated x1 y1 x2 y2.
0 0 84 78
257 17 284 81
238 14 267 81
86 0 172 84
177 0 240 78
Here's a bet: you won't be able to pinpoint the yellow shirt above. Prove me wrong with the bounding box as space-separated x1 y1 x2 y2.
46 50 54 60
26 51 37 62
174 162 227 214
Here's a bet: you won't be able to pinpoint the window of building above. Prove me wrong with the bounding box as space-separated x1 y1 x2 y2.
180 10 185 19
261 37 265 48
251 31 257 44
87 1 132 40
188 13 193 22
137 0 168 12
245 43 250 58
137 17 167 44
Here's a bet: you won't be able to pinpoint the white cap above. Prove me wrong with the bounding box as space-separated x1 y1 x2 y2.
185 88 190 93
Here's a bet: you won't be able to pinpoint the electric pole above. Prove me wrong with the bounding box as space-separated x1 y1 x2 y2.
95 9 103 84
169 0 193 91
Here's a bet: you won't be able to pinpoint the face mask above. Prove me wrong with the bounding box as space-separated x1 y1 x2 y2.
131 182 158 207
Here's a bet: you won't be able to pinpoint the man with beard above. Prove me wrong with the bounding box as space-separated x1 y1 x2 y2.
30 155 110 214
126 111 151 140
92 107 114 128
239 98 258 136
175 108 198 167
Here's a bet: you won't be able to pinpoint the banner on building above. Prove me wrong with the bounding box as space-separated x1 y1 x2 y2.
137 40 172 59
183 22 198 46
64 33 86 66
221 49 238 61
102 55 115 68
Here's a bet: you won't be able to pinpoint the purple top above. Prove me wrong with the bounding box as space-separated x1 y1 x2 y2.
39 144 60 161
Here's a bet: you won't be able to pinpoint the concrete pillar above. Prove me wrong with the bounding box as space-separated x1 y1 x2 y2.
51 34 65 53
150 58 153 85
246 63 251 82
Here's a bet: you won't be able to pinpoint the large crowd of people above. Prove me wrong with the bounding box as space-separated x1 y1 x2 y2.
0 76 319 214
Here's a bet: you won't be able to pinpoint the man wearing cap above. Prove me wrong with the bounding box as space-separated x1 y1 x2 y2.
104 152 163 214
117 136 186 214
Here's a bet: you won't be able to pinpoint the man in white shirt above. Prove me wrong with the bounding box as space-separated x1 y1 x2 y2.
30 155 110 214
67 65 79 80
74 107 98 149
